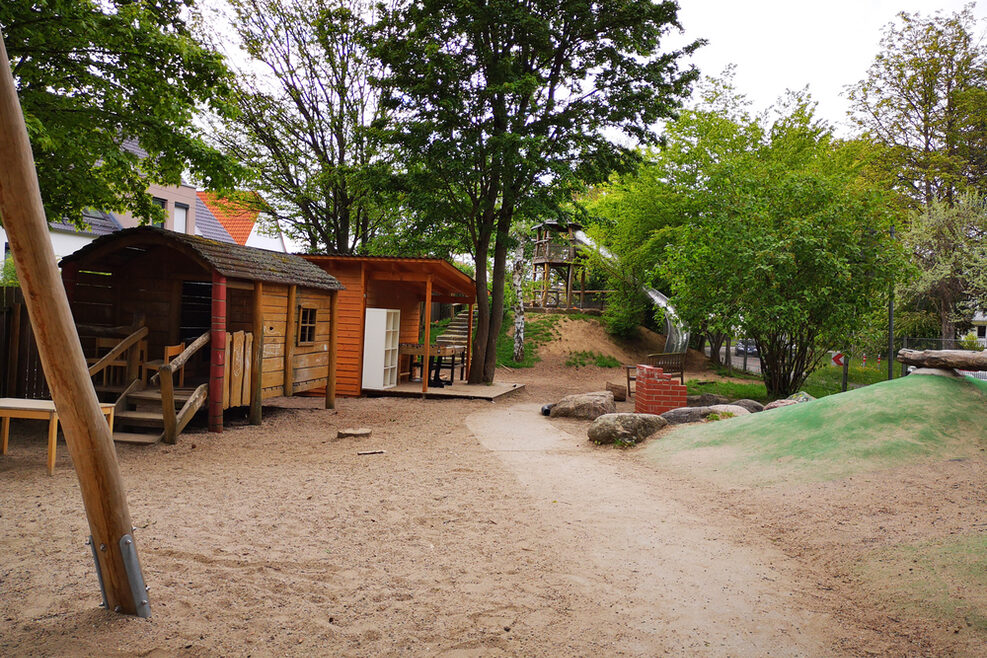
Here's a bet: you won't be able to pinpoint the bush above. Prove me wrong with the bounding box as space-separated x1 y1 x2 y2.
602 286 648 338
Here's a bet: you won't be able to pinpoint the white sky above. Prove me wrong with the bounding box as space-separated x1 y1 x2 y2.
673 0 987 134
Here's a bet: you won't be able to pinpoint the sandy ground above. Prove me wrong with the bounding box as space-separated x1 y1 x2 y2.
1 332 983 655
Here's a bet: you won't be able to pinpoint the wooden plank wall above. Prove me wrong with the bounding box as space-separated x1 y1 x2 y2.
366 281 423 381
256 283 333 400
327 262 365 397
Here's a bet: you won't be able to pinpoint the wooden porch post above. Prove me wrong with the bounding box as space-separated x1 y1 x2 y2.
326 290 338 409
422 276 433 395
209 272 227 433
284 284 297 397
0 36 145 615
466 302 474 377
249 281 263 425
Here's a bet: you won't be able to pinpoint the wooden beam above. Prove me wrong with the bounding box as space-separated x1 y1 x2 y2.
209 272 226 432
422 276 432 395
249 281 263 424
368 271 430 283
357 263 367 395
0 35 143 615
283 284 297 397
326 291 338 410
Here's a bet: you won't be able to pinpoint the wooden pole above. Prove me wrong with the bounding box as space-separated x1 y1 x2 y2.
326 290 338 409
209 272 227 432
422 277 433 395
0 35 145 615
249 281 263 424
284 284 297 397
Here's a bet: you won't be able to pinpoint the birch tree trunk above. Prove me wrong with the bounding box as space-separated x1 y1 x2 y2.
512 244 526 362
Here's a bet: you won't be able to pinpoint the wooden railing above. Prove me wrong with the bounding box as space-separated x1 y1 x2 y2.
87 325 148 383
155 331 210 445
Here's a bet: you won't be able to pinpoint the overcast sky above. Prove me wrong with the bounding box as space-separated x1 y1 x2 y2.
673 0 987 133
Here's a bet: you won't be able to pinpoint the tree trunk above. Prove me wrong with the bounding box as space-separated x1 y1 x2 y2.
483 217 511 381
512 244 525 362
468 233 491 384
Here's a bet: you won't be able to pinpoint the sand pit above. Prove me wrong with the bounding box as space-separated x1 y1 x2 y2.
1 320 983 655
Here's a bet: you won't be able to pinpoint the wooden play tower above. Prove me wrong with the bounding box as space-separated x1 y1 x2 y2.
530 220 586 308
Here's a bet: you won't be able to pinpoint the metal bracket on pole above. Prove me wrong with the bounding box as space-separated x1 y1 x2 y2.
87 536 108 609
119 534 151 618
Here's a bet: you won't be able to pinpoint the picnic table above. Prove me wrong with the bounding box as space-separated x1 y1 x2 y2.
0 398 115 475
399 343 466 388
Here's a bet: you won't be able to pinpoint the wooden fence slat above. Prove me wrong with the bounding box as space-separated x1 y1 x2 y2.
230 330 244 408
223 332 231 410
242 332 252 408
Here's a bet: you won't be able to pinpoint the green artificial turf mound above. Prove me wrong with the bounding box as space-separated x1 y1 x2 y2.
645 374 987 485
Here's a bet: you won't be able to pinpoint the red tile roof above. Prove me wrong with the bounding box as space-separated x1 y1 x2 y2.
196 191 262 246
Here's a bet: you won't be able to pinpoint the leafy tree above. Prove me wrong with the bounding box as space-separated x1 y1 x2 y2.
847 4 987 207
215 0 395 254
902 193 987 340
372 0 701 383
0 0 240 226
659 95 902 397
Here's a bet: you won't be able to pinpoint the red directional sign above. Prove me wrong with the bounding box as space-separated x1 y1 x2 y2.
832 352 845 367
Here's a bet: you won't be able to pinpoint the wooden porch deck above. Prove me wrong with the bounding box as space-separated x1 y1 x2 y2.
363 380 525 400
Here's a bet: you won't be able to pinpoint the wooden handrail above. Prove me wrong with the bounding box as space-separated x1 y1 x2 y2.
156 332 209 445
87 326 148 378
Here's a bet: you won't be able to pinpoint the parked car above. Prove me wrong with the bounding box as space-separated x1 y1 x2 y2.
734 339 759 356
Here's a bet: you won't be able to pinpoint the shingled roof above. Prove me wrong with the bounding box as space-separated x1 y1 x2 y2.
60 226 343 292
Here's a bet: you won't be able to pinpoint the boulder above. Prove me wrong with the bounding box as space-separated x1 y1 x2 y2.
706 404 751 418
588 413 668 445
786 391 815 403
606 382 628 402
550 391 616 420
661 406 709 425
909 367 964 379
686 392 730 407
764 399 797 410
731 398 764 413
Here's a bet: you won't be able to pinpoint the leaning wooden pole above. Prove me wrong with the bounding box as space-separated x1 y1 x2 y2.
0 35 147 616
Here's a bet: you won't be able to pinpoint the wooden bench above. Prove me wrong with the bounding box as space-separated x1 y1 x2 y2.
0 398 115 475
625 352 687 396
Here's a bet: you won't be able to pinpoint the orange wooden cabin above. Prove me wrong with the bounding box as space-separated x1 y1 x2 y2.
302 255 476 396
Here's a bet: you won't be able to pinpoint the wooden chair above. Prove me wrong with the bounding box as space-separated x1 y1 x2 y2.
144 343 186 387
87 337 131 387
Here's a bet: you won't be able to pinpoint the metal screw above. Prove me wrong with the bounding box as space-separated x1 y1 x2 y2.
84 538 91 546
131 526 137 532
124 539 132 545
145 585 150 591
114 605 121 612
140 600 148 606
99 543 106 551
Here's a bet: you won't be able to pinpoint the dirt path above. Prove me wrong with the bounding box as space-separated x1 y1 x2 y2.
467 402 843 655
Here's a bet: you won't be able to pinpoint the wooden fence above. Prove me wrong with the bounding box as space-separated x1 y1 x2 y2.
0 287 48 399
223 330 253 409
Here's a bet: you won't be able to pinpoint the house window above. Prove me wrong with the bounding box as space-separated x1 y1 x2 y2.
151 197 167 227
174 203 189 234
297 307 317 345
978 326 986 338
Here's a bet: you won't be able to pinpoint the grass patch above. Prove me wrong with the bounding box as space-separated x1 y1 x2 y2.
565 350 621 368
688 362 900 403
687 378 770 402
647 374 987 485
496 312 560 368
856 533 987 636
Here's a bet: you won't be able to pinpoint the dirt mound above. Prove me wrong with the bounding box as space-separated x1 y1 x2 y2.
539 316 709 370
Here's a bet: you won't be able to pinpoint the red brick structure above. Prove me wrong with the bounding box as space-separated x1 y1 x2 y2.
634 364 687 415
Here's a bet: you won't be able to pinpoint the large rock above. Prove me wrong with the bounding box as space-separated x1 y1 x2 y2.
731 398 764 413
550 391 616 420
898 348 987 371
764 399 798 410
707 404 751 417
686 392 730 407
661 406 709 425
588 413 668 445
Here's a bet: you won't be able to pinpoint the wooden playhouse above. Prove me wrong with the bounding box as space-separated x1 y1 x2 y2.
302 255 476 395
59 226 343 442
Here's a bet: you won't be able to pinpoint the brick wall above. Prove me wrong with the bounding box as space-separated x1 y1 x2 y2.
634 364 687 415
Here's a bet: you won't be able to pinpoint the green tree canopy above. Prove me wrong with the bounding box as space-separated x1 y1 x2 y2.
372 0 701 383
847 3 987 207
1 0 241 226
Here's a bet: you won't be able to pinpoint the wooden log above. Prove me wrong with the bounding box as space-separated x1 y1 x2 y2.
606 382 627 402
0 35 143 615
209 273 226 432
160 366 177 445
176 383 208 434
250 282 263 424
422 277 432 394
242 332 252 409
896 348 987 371
230 330 244 408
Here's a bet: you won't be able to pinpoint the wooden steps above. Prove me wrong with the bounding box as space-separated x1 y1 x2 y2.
112 431 162 445
126 388 196 405
115 409 166 427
